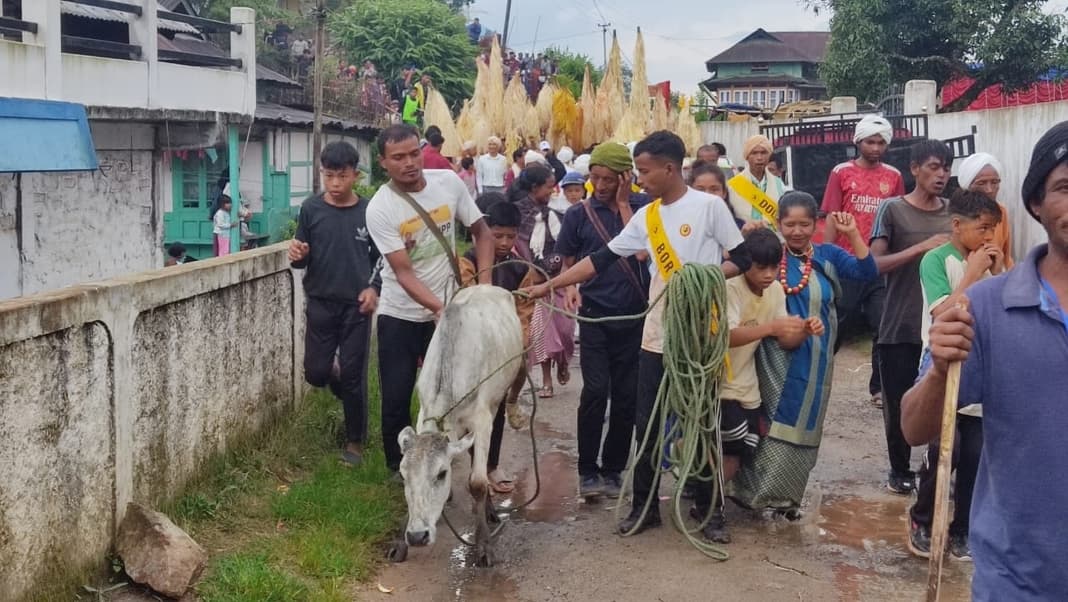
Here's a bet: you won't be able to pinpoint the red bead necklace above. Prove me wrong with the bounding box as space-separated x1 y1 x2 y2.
779 245 814 295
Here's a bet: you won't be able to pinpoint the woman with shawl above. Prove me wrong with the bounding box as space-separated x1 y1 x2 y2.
511 164 575 397
730 192 879 515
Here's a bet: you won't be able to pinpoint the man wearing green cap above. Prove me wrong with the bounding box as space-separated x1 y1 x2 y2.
554 142 650 499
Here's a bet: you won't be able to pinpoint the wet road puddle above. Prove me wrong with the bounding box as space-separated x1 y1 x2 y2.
510 451 579 523
819 494 910 553
445 540 521 601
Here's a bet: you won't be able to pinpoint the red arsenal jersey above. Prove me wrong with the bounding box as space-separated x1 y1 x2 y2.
821 160 905 253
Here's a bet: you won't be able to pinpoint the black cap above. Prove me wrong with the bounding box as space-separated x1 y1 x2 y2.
1021 120 1068 222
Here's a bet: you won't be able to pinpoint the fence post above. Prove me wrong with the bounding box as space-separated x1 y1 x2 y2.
21 0 62 99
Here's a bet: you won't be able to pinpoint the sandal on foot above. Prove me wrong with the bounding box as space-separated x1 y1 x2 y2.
557 364 570 386
538 386 554 398
871 393 884 409
489 472 515 494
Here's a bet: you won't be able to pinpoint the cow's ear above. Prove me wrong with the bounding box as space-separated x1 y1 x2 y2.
448 432 475 457
399 427 417 454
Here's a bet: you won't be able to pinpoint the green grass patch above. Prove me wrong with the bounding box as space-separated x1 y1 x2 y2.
155 349 404 601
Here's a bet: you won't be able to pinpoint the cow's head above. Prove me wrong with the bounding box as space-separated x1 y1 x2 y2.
398 426 474 547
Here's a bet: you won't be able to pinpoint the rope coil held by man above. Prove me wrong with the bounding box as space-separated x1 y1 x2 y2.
619 262 732 560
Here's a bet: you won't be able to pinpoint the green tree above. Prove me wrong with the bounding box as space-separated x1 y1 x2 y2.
815 0 1068 111
544 47 603 97
329 0 477 106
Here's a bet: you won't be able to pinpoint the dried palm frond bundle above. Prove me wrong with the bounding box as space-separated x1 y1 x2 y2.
596 33 626 142
486 37 506 136
455 99 475 150
675 101 703 156
535 82 558 135
550 87 581 150
523 104 541 145
580 65 598 150
503 73 529 141
628 28 650 135
650 94 670 133
424 89 461 157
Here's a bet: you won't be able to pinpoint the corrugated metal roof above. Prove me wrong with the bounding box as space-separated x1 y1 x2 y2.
255 102 376 132
61 1 201 34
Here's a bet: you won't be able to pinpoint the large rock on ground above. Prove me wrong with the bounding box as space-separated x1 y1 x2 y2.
116 503 207 598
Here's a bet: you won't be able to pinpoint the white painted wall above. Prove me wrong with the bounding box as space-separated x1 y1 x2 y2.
928 101 1068 256
4 122 161 299
700 119 762 168
237 140 265 213
0 175 20 299
0 2 256 117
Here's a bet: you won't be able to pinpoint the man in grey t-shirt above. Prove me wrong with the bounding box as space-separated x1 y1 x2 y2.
869 139 952 495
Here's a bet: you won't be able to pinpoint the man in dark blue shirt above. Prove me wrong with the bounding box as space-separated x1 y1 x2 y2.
903 121 1068 601
467 18 482 44
555 142 649 499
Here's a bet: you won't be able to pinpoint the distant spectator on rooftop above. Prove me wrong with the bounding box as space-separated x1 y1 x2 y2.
360 60 377 79
290 34 309 58
391 65 415 103
467 18 482 44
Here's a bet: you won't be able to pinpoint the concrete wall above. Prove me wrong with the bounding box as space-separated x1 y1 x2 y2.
0 3 256 117
0 122 162 299
928 101 1067 258
700 119 762 167
0 244 304 601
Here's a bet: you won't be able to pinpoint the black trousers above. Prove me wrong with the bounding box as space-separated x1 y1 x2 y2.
577 317 643 477
835 278 886 395
910 415 983 536
631 351 714 517
878 343 922 477
487 397 506 469
378 314 436 471
304 296 371 444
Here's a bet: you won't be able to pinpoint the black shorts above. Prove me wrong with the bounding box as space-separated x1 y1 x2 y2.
721 400 762 457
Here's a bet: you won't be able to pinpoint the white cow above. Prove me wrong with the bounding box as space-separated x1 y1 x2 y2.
397 285 526 566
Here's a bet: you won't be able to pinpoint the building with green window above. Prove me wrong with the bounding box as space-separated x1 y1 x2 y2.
701 29 831 109
162 104 376 260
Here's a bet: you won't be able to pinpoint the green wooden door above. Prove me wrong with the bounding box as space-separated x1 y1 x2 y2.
163 148 228 260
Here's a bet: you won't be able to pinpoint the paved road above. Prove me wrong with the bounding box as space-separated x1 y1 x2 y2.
362 342 973 601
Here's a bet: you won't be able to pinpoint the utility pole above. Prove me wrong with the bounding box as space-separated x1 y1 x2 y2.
502 0 512 50
312 0 326 194
597 22 611 69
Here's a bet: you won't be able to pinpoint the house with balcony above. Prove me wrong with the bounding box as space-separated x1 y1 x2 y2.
701 29 831 109
0 0 380 300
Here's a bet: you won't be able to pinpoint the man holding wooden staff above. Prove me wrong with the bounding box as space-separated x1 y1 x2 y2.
902 121 1068 600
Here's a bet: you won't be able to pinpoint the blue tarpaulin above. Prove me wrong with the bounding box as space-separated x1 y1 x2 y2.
0 98 98 173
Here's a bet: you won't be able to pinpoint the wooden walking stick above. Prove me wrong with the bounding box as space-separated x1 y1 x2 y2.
926 303 967 602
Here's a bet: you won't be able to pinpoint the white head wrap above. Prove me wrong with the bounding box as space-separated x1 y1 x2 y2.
524 149 548 166
573 154 591 176
853 114 893 144
957 152 1003 191
557 146 574 165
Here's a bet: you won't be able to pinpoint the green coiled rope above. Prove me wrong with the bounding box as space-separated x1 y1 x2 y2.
618 263 732 561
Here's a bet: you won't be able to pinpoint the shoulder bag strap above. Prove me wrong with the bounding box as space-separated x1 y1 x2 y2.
582 199 646 295
387 180 463 286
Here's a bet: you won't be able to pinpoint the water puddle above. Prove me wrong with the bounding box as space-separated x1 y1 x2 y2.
819 494 910 554
511 451 578 523
445 539 521 601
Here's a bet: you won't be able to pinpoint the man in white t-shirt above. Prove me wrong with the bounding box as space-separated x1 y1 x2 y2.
366 124 495 472
525 131 750 539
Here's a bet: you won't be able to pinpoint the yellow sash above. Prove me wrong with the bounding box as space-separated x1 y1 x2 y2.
646 198 732 379
728 174 778 225
645 199 681 280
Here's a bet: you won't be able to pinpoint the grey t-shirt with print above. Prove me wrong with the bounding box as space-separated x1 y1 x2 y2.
869 196 952 345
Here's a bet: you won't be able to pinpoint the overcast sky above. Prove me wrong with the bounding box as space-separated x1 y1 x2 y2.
467 0 1068 96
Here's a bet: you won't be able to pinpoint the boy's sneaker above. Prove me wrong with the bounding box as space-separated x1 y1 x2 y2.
601 472 623 499
887 472 916 495
949 533 972 562
907 519 932 558
579 474 604 499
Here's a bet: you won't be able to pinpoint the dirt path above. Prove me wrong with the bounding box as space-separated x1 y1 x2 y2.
362 342 972 602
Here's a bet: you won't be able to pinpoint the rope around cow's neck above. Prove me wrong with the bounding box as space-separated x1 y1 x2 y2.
434 255 731 560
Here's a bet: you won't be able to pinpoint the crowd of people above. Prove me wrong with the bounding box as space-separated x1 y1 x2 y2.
286 113 1068 599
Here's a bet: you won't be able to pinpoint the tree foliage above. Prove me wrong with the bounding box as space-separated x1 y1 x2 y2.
545 47 603 98
329 0 477 106
816 0 1068 111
